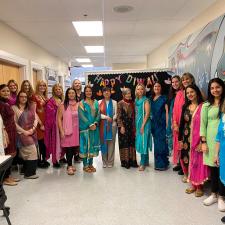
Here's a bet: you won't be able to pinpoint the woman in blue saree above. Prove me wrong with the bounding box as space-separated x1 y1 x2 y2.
135 84 151 171
150 82 169 170
78 85 101 173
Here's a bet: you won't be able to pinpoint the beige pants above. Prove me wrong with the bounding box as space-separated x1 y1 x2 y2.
101 126 117 166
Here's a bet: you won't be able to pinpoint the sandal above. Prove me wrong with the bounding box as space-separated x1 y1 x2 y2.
83 166 92 173
67 167 75 175
185 187 195 194
195 189 204 197
138 166 145 171
89 165 96 173
182 176 188 183
72 166 76 172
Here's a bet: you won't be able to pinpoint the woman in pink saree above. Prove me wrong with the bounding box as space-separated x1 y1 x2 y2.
186 103 210 197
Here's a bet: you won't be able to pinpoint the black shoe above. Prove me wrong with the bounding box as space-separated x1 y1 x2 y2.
59 158 67 164
124 161 130 169
130 160 138 168
19 166 24 175
178 169 184 175
43 160 50 167
38 161 48 168
173 165 181 171
121 161 125 167
74 155 81 163
221 216 225 223
53 162 61 168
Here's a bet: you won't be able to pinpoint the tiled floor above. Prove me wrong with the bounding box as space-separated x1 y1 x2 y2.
1 150 224 225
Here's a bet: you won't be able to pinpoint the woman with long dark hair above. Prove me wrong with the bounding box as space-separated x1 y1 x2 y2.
200 78 225 211
150 82 169 171
58 88 79 175
186 85 209 197
167 75 181 155
78 85 100 173
20 80 34 102
12 91 39 179
178 85 203 182
0 84 18 185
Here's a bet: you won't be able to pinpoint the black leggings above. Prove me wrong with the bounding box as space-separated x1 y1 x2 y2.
38 139 46 161
210 166 225 196
24 160 37 177
65 146 79 166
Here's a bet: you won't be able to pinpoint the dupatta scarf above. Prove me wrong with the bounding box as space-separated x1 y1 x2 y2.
99 99 113 154
17 108 37 148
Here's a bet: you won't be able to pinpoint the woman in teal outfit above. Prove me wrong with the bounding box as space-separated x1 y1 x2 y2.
150 82 169 171
78 85 101 173
215 102 225 222
135 84 151 171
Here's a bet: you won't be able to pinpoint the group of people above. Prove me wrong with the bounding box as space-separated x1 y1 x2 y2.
0 73 225 221
168 73 225 221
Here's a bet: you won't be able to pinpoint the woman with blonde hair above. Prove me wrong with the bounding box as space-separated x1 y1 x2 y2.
32 80 49 168
45 83 64 168
7 79 18 106
172 73 196 174
135 83 151 171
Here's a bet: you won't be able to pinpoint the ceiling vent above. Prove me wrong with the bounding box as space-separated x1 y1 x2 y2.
113 5 134 13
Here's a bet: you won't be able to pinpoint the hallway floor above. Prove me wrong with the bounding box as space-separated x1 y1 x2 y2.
1 151 224 225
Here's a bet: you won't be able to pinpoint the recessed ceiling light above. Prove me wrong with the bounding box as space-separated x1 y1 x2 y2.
72 21 103 36
113 5 134 13
84 46 104 53
76 58 91 63
81 64 94 68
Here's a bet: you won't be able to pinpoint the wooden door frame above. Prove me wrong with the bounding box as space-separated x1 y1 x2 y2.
30 61 45 86
0 50 29 83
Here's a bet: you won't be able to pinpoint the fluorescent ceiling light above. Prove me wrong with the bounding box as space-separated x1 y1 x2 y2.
76 58 91 63
81 64 94 68
72 21 103 36
84 46 104 53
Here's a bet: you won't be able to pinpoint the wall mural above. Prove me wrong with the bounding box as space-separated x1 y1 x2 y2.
169 14 225 93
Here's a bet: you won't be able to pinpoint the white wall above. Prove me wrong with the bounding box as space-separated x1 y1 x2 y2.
0 21 68 78
147 0 225 69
